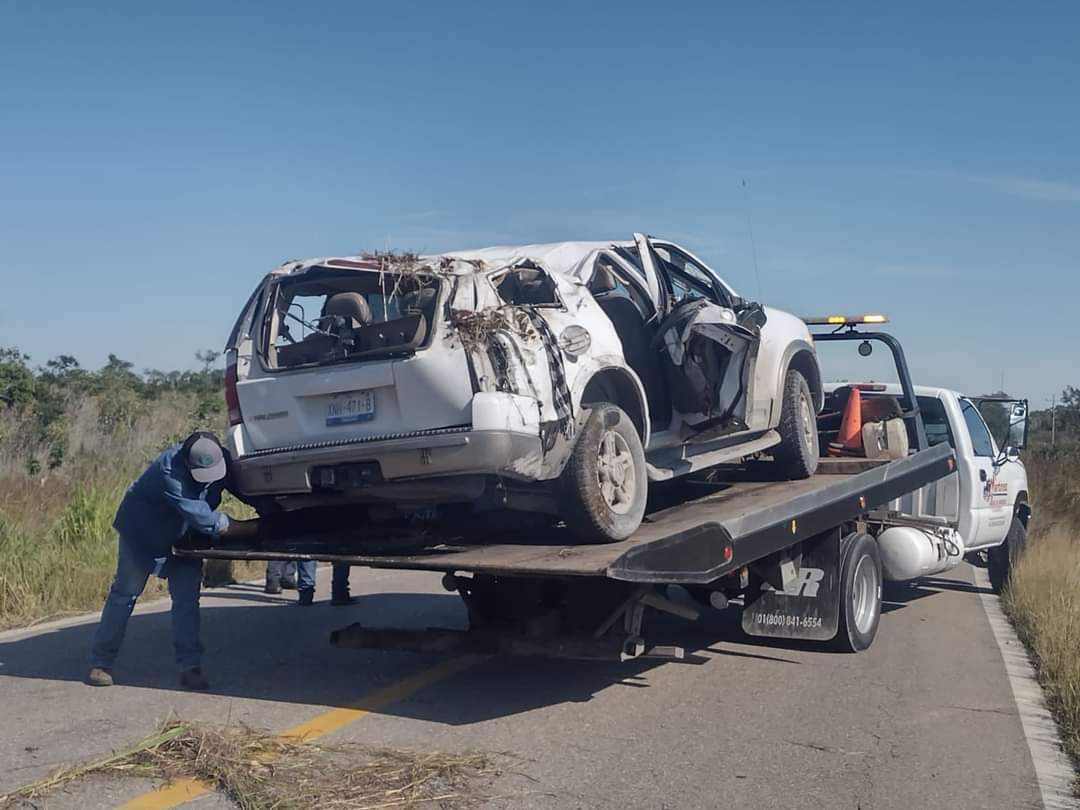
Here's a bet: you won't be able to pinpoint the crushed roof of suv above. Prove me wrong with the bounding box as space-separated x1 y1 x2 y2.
272 240 638 280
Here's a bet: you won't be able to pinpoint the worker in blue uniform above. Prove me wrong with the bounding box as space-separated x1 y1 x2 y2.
87 432 260 690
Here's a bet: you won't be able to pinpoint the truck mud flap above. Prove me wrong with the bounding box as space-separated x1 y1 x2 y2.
741 529 841 642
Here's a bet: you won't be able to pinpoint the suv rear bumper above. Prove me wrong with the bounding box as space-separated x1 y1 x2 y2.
234 426 544 495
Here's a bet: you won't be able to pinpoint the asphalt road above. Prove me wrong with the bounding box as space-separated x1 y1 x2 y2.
0 563 1061 809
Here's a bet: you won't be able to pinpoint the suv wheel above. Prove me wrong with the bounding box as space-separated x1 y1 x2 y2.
559 403 647 543
774 368 819 479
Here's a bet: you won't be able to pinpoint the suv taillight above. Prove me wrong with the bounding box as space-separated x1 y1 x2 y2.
225 362 243 426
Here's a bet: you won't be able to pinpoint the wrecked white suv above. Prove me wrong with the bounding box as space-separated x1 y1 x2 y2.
224 234 822 542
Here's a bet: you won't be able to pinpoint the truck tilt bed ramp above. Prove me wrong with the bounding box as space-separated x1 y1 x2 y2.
177 443 955 586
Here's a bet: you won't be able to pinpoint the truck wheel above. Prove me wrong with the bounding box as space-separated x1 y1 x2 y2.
834 532 882 652
773 368 819 479
559 402 647 543
987 516 1026 594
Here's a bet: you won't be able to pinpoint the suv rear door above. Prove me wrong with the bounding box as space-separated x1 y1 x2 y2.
233 267 473 454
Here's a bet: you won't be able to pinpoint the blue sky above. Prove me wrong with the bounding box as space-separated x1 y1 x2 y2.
1 1 1077 406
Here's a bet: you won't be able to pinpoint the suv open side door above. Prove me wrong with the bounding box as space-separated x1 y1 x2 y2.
634 234 765 439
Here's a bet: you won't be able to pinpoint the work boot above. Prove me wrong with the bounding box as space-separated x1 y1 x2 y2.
179 668 209 690
279 576 298 590
330 589 356 606
264 578 282 595
86 667 113 687
297 588 314 606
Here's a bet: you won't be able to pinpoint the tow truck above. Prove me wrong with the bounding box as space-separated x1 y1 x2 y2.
178 316 1030 660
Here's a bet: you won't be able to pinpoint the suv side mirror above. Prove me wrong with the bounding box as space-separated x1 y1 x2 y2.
1005 446 1021 462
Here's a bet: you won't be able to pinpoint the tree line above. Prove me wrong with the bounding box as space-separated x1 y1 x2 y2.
0 347 227 474
2 345 1078 473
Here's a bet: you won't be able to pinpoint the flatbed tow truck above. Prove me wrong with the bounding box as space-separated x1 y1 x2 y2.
178 318 1003 661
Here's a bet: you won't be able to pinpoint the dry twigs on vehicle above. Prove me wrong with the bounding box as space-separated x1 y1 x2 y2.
450 308 531 353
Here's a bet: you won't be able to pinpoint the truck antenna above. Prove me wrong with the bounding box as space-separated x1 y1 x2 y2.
741 178 764 302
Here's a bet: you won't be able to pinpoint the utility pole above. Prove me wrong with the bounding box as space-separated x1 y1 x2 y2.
1051 394 1057 447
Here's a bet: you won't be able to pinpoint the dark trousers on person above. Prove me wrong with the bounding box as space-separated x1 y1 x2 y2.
266 560 316 590
90 535 203 672
332 564 351 597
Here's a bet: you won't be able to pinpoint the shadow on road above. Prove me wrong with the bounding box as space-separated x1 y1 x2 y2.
918 576 995 595
0 584 821 726
881 571 994 615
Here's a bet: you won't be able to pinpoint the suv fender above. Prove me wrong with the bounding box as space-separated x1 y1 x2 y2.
535 364 650 481
776 341 824 418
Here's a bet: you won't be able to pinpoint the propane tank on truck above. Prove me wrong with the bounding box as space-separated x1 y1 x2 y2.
876 525 965 581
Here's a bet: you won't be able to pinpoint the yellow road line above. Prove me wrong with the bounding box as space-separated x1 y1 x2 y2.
117 779 205 810
116 655 477 810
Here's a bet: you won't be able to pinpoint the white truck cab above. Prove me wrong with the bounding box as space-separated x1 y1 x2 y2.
819 383 1030 592
811 316 1030 593
915 388 1029 550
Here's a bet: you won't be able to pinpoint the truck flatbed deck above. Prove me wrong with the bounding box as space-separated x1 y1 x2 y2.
178 443 955 586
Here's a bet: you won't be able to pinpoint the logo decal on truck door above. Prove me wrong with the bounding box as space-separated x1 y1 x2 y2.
982 480 1008 508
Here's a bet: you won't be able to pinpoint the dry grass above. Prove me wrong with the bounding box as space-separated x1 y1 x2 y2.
0 720 498 810
1002 448 1080 792
0 393 262 628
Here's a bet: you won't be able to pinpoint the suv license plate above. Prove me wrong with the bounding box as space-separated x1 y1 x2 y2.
326 390 375 426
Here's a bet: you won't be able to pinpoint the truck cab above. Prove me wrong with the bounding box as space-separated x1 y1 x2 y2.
808 314 1030 593
824 385 1028 532
915 389 1029 551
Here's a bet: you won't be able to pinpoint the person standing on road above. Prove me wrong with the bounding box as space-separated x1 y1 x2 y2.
331 563 355 606
266 559 321 604
282 561 352 606
264 560 298 593
87 432 260 690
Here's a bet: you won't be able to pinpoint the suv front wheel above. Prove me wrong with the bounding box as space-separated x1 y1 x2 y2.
559 403 648 543
774 368 820 479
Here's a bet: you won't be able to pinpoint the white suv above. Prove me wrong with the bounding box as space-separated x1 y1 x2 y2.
224 233 822 542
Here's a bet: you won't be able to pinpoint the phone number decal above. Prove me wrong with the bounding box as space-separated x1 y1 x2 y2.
751 612 823 629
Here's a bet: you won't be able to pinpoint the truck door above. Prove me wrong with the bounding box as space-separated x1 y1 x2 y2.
956 398 1011 550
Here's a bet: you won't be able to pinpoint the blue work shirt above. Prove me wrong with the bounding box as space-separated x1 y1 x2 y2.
113 443 251 561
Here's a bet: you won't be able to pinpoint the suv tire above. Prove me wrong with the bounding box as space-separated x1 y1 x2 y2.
559 403 648 543
774 368 819 479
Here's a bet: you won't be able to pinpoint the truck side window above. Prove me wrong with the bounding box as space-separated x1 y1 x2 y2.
960 400 996 457
916 396 954 448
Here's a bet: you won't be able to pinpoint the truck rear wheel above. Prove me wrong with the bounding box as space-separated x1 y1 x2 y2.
987 515 1026 594
834 532 882 652
774 368 819 479
559 402 648 544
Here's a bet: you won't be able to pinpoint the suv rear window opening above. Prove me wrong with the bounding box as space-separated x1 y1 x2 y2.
262 268 440 370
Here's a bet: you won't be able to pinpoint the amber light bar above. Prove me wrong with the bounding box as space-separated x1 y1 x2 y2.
802 314 889 326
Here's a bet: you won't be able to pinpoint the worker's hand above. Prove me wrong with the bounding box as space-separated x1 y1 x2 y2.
221 517 261 540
